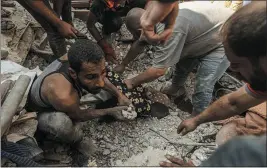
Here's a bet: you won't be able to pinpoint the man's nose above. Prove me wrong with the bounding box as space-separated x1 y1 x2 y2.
96 77 105 88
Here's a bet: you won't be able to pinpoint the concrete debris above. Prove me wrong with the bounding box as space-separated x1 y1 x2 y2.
121 104 137 120
103 149 111 156
8 119 38 138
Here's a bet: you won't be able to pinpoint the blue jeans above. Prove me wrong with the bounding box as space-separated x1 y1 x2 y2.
172 46 229 114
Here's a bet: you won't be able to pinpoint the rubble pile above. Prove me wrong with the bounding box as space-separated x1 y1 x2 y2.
1 1 242 167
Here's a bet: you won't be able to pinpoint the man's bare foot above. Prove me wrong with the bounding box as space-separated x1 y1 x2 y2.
113 64 126 74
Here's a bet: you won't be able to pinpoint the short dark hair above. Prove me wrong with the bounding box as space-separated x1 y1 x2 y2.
221 2 266 59
68 39 104 72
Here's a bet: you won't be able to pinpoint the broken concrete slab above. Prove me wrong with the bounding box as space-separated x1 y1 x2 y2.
8 119 38 138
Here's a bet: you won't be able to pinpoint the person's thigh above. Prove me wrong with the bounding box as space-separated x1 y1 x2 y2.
193 46 230 113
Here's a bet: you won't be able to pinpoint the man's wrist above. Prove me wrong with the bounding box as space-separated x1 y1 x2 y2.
193 115 203 126
55 20 63 29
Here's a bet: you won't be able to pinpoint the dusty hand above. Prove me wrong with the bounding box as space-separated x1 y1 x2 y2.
140 1 178 44
108 106 128 120
159 155 195 167
177 118 199 136
113 64 126 74
57 21 78 39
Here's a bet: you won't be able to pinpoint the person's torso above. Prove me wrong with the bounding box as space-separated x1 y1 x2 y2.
29 59 84 112
157 2 234 58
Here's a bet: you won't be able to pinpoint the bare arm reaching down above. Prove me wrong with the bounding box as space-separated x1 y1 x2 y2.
114 40 147 74
87 11 117 64
103 78 131 106
177 86 265 135
24 0 77 38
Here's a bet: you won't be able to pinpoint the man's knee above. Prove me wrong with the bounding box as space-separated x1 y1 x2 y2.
38 112 83 143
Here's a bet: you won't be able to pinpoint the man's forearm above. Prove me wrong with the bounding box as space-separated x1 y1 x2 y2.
87 13 102 42
194 87 264 125
24 0 62 28
87 25 103 42
121 40 147 66
70 107 119 122
104 78 122 98
194 94 241 125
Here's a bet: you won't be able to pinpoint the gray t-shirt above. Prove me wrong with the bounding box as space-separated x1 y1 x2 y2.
153 2 234 68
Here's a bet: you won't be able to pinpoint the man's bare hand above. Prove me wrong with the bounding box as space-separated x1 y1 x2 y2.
177 118 199 135
140 1 178 44
108 106 128 120
159 155 195 167
57 21 78 39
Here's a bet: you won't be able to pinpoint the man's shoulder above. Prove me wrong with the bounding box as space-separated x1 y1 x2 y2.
42 73 74 98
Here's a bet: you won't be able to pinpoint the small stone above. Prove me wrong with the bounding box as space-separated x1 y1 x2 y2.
103 136 110 142
116 160 123 166
142 142 148 147
103 149 111 156
114 137 119 144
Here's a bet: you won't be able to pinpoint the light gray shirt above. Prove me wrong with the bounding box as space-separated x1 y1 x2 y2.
153 1 234 68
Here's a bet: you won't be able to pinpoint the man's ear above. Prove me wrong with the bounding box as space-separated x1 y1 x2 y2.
68 67 77 80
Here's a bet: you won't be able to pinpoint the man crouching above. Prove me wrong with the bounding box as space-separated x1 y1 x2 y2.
27 39 129 157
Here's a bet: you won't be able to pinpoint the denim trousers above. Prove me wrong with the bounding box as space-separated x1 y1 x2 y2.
172 46 229 114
